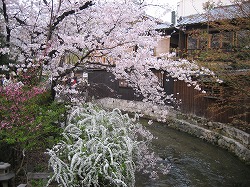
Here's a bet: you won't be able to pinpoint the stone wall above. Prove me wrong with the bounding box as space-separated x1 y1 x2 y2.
95 98 250 164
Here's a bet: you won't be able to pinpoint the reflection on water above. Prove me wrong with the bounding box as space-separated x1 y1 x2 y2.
136 119 250 187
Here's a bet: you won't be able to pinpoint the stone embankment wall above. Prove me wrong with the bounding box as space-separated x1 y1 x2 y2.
95 98 250 164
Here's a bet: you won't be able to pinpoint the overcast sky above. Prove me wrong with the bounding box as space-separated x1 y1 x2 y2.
145 0 178 23
146 0 234 22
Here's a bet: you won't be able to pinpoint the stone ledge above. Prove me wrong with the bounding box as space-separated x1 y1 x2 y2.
176 114 250 149
168 119 250 164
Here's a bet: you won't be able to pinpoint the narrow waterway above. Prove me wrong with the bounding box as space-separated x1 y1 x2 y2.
135 119 250 187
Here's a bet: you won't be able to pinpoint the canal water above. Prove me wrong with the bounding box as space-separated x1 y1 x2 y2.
135 119 250 187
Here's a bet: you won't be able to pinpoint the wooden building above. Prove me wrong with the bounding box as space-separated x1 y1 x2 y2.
177 2 250 58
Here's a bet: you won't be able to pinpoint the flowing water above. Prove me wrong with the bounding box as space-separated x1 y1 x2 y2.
135 119 250 187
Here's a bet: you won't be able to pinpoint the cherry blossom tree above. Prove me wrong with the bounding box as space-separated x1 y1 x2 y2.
0 0 218 104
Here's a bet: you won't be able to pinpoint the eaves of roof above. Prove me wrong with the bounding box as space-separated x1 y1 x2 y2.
177 2 250 26
155 22 172 30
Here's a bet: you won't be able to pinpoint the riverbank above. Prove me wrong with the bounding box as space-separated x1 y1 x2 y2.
95 98 250 164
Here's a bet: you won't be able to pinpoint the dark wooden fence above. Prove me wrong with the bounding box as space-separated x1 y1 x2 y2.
88 70 142 101
173 80 249 124
88 69 248 125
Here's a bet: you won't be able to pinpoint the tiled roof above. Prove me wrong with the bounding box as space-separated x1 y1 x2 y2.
155 22 172 30
177 2 250 26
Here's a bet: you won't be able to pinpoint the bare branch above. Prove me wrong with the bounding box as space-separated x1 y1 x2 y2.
51 1 93 31
1 0 11 45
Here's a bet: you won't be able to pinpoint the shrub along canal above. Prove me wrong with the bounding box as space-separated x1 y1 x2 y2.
136 119 250 187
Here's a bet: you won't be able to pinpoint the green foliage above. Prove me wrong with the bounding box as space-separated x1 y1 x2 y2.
0 90 66 150
29 179 47 187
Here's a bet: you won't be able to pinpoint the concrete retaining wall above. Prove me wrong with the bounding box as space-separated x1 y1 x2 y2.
95 98 250 164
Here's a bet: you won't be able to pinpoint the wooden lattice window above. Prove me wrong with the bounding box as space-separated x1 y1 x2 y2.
187 36 198 49
221 32 233 50
211 33 220 49
236 30 250 48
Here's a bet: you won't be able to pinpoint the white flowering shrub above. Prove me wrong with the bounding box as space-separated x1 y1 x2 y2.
46 104 169 187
